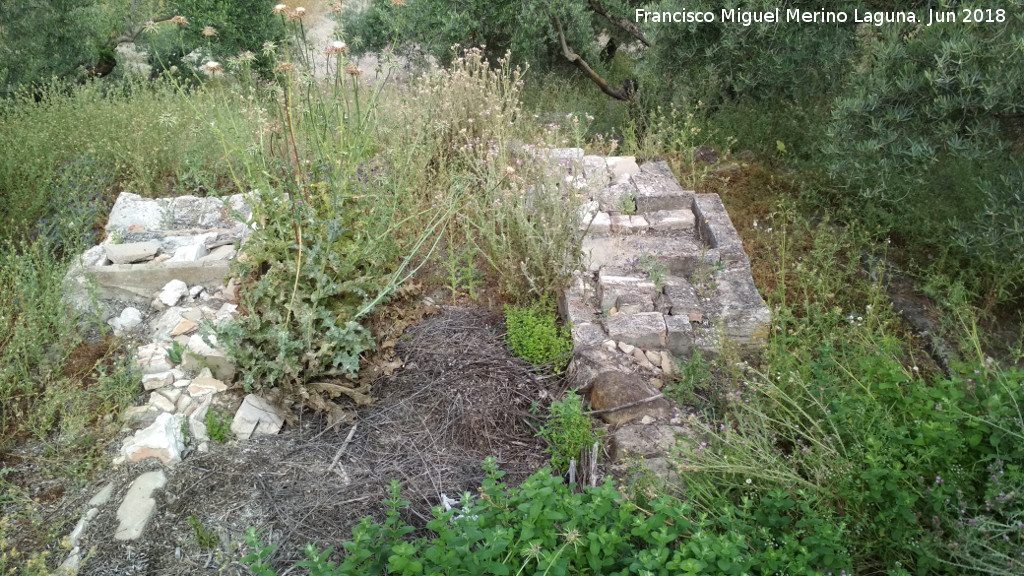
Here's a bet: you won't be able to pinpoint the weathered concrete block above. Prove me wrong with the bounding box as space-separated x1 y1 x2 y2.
694 194 744 250
603 312 666 349
632 161 694 212
86 260 232 304
647 209 696 231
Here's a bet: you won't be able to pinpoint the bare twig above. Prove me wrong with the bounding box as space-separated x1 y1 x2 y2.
587 393 665 415
553 16 634 101
327 424 358 473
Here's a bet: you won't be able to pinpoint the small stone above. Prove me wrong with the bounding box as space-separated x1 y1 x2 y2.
170 319 198 337
231 394 286 440
161 388 182 403
602 339 617 352
660 352 674 376
142 371 173 391
640 415 656 425
182 307 204 322
150 297 167 312
617 342 635 355
644 350 661 364
632 349 647 363
198 442 210 453
109 307 143 335
157 279 189 307
222 278 239 302
89 484 114 507
114 470 167 540
189 286 206 299
650 378 663 390
173 378 191 388
122 406 158 429
149 392 175 412
201 245 236 261
182 334 235 381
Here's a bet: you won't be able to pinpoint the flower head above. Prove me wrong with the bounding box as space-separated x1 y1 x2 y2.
202 26 217 37
345 64 363 77
330 1 344 12
273 4 288 14
391 0 405 6
200 61 223 75
324 41 348 55
170 15 190 26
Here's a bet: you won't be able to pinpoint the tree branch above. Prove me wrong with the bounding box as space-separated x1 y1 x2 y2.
553 17 634 101
587 0 652 47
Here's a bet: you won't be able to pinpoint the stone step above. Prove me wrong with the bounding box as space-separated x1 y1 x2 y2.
581 235 718 276
631 161 695 212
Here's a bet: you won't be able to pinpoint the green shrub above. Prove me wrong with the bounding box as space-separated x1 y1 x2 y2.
504 303 573 370
245 459 852 575
204 408 231 443
537 391 601 474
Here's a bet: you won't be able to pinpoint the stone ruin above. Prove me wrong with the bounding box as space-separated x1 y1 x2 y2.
552 149 771 477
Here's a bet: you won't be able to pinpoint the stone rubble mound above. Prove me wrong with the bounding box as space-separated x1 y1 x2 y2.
552 149 770 475
59 191 288 571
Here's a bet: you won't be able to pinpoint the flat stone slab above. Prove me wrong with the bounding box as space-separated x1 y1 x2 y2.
631 161 694 213
104 241 160 264
114 470 166 540
231 394 286 440
121 412 184 466
589 371 672 426
603 312 666 349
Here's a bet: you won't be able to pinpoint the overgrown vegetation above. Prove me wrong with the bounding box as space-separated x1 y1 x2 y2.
504 303 573 371
536 391 602 474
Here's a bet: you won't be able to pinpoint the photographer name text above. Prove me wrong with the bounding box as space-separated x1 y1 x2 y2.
635 8 1008 27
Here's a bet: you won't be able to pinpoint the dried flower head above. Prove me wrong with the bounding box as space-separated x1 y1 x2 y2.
287 6 306 20
276 61 295 73
272 4 288 14
345 64 363 77
201 26 217 37
170 15 190 26
200 61 223 75
324 41 348 55
391 0 405 6
329 1 344 12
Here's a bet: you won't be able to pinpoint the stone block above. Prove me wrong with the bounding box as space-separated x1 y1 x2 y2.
588 371 672 426
142 371 173 391
569 346 611 388
105 193 165 233
231 394 286 440
104 242 160 264
137 343 173 374
615 292 655 314
605 156 640 185
647 209 696 231
629 215 649 231
85 260 232 304
603 312 666 349
570 323 607 348
632 161 694 212
661 278 702 318
597 268 658 312
581 155 611 189
664 315 694 357
694 194 744 250
188 376 228 397
596 183 637 213
200 244 236 261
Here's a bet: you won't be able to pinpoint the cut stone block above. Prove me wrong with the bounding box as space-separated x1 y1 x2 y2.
603 312 666 349
142 370 173 391
609 213 632 234
596 183 637 213
83 260 232 305
114 470 166 541
629 215 649 231
616 292 655 314
200 244 236 261
661 278 702 318
231 394 286 440
588 371 672 426
104 241 160 264
581 155 611 189
694 193 744 250
571 323 607 348
559 275 597 326
647 209 696 231
597 268 659 312
588 212 611 234
631 161 694 212
606 156 641 185
664 315 694 357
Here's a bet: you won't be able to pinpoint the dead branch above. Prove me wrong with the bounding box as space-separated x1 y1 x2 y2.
587 393 665 415
587 0 652 47
553 17 634 101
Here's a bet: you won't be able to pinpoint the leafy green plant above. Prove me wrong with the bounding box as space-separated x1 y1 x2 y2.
635 248 668 290
187 515 219 550
444 243 482 302
618 192 637 215
537 391 602 474
504 302 573 371
204 408 230 443
166 340 185 366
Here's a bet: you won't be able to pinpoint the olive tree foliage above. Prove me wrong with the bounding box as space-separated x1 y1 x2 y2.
824 1 1024 307
0 0 123 95
345 0 648 99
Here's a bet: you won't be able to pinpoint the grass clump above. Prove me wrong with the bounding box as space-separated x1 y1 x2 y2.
537 391 601 474
504 302 572 371
204 408 231 444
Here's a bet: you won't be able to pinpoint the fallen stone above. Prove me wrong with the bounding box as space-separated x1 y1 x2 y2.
136 343 173 374
602 339 617 352
167 243 209 263
650 378 663 390
114 470 167 541
142 371 173 391
605 156 640 185
188 397 212 441
161 388 182 404
176 394 193 414
188 376 227 397
588 371 672 426
610 425 683 460
231 394 286 440
603 312 666 350
170 318 198 337
157 279 189 307
189 285 206 299
201 244 236 261
89 483 115 507
644 350 661 364
182 333 235 381
173 378 191 388
104 241 160 265
617 342 635 355
109 306 143 335
122 412 185 466
148 391 175 412
122 406 159 429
